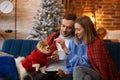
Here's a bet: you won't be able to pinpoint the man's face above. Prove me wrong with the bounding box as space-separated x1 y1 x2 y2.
60 19 74 37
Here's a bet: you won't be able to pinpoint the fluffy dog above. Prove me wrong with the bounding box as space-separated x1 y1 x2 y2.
15 40 50 80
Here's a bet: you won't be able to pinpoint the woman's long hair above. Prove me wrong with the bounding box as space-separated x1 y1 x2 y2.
74 16 99 44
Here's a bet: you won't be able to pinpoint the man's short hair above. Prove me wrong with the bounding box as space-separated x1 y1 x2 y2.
63 13 77 21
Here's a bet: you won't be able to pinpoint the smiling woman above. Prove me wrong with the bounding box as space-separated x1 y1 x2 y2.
0 0 14 13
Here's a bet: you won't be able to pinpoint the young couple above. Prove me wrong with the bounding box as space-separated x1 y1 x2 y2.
33 14 119 80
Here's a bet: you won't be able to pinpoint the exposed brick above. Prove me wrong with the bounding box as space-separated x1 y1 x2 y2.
103 12 115 15
100 16 110 18
113 23 120 25
101 22 112 25
112 16 120 18
102 19 114 22
103 5 115 9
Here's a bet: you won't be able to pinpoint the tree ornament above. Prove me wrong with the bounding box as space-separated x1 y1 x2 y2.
27 0 65 40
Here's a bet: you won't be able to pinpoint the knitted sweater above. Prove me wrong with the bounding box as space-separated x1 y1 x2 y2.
22 49 50 71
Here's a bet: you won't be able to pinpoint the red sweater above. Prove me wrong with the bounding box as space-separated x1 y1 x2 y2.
22 32 60 72
22 49 50 72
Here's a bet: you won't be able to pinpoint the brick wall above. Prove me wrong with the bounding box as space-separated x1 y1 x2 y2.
73 0 120 29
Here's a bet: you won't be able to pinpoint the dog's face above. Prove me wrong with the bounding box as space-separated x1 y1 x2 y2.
37 41 50 54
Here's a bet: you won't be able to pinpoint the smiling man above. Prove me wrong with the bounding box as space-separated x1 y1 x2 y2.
33 13 77 80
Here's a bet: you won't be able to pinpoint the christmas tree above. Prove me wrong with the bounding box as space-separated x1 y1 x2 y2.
27 0 65 40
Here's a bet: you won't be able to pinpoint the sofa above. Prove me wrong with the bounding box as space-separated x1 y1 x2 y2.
0 39 120 79
0 39 39 80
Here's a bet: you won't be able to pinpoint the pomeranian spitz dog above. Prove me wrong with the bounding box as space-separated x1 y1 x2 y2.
15 40 51 80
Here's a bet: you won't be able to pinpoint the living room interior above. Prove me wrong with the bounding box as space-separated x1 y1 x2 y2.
0 0 120 49
0 0 120 80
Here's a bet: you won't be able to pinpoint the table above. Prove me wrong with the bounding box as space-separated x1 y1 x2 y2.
0 32 18 39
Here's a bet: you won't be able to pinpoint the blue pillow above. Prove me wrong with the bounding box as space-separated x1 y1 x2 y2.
0 56 19 80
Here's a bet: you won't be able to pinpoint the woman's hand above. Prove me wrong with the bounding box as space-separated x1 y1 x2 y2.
57 69 69 77
54 38 69 53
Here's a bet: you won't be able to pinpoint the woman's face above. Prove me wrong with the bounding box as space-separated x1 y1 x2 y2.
74 23 85 39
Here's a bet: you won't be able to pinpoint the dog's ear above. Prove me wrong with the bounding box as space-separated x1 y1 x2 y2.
37 41 44 49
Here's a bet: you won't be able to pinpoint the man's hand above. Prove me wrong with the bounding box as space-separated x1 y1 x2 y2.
51 50 59 61
57 69 69 77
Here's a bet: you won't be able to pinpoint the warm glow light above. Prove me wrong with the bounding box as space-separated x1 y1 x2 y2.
82 13 95 24
91 16 95 24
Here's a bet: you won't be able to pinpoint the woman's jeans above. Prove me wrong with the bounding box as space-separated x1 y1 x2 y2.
73 66 101 80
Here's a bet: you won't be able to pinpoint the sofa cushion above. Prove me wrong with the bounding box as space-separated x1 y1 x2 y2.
0 51 14 57
104 30 120 42
1 39 39 57
105 42 120 71
0 56 19 80
19 40 39 57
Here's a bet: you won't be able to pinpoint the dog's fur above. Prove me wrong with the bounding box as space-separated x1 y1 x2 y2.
15 40 50 80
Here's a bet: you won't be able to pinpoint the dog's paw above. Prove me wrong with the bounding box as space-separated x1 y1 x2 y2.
32 64 40 71
40 66 47 74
